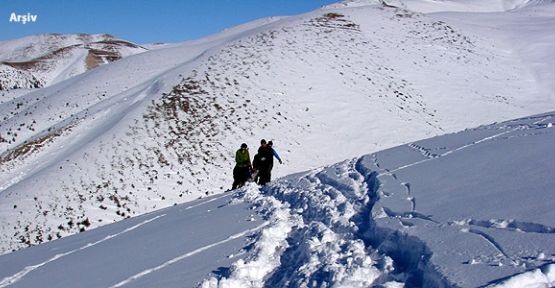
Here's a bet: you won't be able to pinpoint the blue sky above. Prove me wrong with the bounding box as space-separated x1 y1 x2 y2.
1 0 340 44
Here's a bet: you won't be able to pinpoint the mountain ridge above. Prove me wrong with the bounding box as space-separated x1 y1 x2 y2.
0 33 147 90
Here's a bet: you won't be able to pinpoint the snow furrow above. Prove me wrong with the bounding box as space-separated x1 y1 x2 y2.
467 228 510 259
213 160 404 287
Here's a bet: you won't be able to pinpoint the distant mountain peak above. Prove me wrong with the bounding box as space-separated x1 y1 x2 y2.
332 0 555 12
0 33 147 90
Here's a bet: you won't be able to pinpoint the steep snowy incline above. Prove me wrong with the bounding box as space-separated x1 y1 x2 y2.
0 15 289 254
1 1 555 254
430 2 555 102
0 34 110 62
1 111 553 288
0 191 266 288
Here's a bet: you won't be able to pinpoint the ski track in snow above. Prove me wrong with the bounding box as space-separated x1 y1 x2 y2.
466 228 511 259
372 116 555 285
208 114 555 287
388 114 553 177
110 221 269 288
0 3 554 287
184 191 240 211
366 126 522 229
449 218 555 235
374 116 553 228
0 214 165 288
389 128 513 176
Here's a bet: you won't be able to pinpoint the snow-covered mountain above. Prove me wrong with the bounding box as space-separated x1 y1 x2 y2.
0 33 147 90
348 0 555 13
1 0 554 255
1 111 553 288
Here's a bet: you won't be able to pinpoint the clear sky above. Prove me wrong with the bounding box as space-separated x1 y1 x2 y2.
1 0 340 44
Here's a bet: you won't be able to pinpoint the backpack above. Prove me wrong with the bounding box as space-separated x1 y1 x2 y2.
236 149 250 168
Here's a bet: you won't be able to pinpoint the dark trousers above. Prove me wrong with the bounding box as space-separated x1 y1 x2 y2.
232 166 250 189
257 167 271 185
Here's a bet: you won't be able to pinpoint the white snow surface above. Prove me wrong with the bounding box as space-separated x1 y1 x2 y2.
1 0 555 270
333 0 554 12
0 111 553 287
0 33 147 90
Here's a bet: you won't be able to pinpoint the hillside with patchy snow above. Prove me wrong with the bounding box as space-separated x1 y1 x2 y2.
0 33 147 90
0 0 554 254
1 111 553 288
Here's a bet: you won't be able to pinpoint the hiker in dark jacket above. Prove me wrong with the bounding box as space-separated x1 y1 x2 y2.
266 140 282 184
255 139 273 185
268 141 282 167
255 139 283 185
232 143 252 190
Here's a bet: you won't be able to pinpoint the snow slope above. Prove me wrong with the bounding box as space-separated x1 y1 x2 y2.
349 0 555 13
1 0 554 254
0 34 147 90
0 191 266 288
1 111 553 288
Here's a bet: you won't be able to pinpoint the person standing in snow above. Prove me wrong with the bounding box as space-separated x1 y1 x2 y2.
268 141 283 166
254 139 272 185
232 143 252 190
254 139 283 185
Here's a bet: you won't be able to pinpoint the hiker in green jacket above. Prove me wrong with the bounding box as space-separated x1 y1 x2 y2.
232 143 252 189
